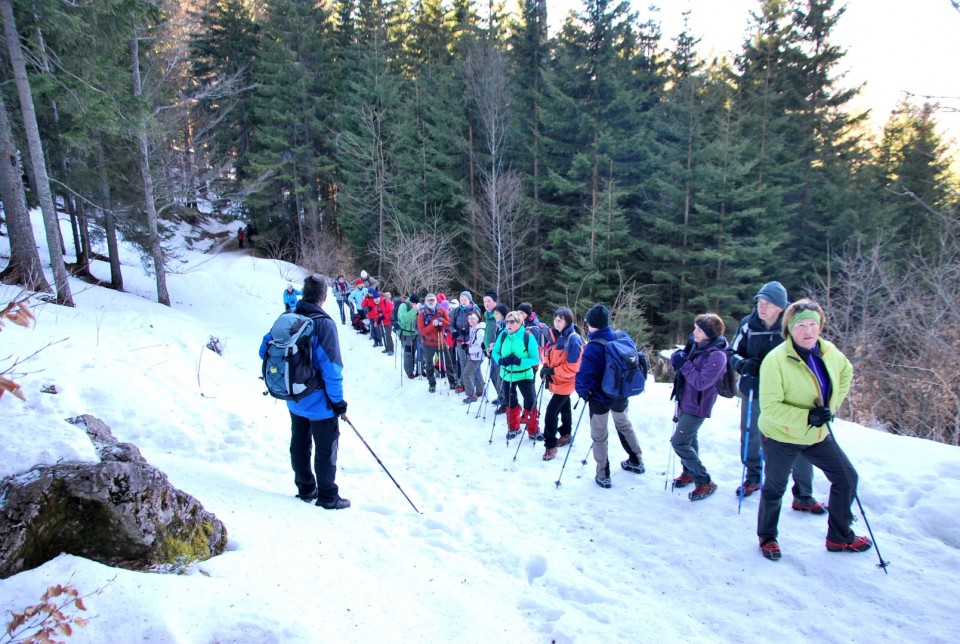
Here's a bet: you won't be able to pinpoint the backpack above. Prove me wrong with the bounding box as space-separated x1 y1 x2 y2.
262 312 326 401
716 358 739 399
594 331 648 399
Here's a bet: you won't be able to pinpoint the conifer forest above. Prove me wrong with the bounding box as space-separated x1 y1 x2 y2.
0 0 958 443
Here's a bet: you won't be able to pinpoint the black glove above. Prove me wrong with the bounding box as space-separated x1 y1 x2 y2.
581 391 592 402
378 316 385 323
670 350 688 371
331 400 348 416
500 355 521 367
739 358 761 377
540 366 555 380
808 406 833 427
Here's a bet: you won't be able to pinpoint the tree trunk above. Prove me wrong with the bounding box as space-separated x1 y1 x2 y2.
0 93 50 292
0 0 73 305
130 30 170 306
96 134 124 291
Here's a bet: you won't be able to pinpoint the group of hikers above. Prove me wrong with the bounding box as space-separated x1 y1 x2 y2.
266 272 873 562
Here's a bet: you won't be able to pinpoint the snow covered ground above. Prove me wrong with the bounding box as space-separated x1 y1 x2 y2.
1 213 959 643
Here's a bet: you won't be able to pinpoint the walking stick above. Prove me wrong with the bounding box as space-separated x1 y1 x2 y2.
488 377 508 445
665 402 680 491
738 389 755 515
555 401 589 488
341 414 421 514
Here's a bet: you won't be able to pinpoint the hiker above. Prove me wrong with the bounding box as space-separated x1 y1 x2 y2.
574 304 645 489
540 307 584 461
258 274 350 510
397 293 421 378
482 291 503 407
451 291 479 393
359 269 379 290
417 293 457 393
332 275 351 325
461 310 486 403
237 226 245 249
374 290 395 356
669 313 729 501
348 279 367 332
756 299 869 560
362 288 385 348
728 281 820 511
492 310 542 441
517 302 548 363
490 303 510 413
283 283 300 312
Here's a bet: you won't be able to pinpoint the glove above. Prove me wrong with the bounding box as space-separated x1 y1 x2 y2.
670 350 688 371
331 400 348 416
738 358 761 377
807 406 833 427
581 392 592 402
499 355 521 367
378 316 385 323
540 366 555 380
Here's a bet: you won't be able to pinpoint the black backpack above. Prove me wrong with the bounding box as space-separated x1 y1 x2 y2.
717 358 739 399
262 312 326 401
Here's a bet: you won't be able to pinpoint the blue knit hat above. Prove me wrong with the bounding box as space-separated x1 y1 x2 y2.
585 304 609 329
754 281 788 310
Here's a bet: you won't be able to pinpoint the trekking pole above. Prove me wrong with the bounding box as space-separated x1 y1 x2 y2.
664 403 679 491
738 389 755 515
513 379 546 457
555 400 589 488
341 414 422 514
488 378 508 444
823 416 890 574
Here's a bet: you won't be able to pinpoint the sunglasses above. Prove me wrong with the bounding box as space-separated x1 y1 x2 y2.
794 301 821 313
506 319 520 324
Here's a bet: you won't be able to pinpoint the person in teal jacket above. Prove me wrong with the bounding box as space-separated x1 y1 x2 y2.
492 310 541 441
282 283 300 312
756 299 870 561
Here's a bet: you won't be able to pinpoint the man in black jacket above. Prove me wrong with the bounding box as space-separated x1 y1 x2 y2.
727 281 823 514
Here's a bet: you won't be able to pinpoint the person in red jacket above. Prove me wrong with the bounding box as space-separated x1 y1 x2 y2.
365 289 395 356
417 293 457 393
540 307 584 461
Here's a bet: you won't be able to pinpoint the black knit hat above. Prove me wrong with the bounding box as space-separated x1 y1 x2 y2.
585 304 609 329
409 293 420 304
517 302 534 317
483 289 498 302
494 303 509 318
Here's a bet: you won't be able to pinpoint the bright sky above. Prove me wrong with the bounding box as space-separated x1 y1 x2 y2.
550 0 960 147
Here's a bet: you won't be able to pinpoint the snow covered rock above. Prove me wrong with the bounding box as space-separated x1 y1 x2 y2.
0 415 227 579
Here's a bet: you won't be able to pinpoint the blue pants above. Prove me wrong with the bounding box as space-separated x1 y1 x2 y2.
742 393 814 496
290 413 340 504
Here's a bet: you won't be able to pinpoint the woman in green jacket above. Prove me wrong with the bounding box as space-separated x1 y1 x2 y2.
756 299 871 561
492 311 541 441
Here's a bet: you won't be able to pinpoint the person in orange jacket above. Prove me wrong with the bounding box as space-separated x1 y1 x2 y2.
540 307 584 461
416 293 456 393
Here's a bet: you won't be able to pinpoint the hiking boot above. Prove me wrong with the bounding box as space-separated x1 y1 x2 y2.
689 481 718 501
826 535 872 553
673 472 694 488
296 489 318 503
595 475 612 489
381 348 389 353
495 405 507 415
407 374 416 379
528 431 544 442
759 538 782 561
736 482 761 497
454 385 465 393
428 383 436 393
543 447 558 461
621 459 645 474
506 429 521 440
316 497 351 510
557 435 572 447
792 497 826 515
385 351 394 356
463 395 479 404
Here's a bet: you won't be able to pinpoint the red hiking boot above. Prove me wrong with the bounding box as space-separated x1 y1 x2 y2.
826 535 873 553
688 481 717 501
759 538 782 561
673 472 694 488
792 497 826 515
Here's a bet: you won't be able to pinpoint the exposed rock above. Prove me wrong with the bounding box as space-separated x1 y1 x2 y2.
0 416 227 579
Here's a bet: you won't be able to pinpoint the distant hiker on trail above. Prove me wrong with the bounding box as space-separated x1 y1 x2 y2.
258 274 350 510
492 310 542 442
460 310 486 403
540 307 583 462
397 293 421 379
417 293 456 393
245 223 255 249
359 269 378 291
333 275 351 325
669 313 728 501
728 281 820 511
756 299 869 561
283 283 300 312
575 304 645 489
237 227 245 249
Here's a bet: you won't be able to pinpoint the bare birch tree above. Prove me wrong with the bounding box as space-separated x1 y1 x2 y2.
0 0 73 305
371 212 458 297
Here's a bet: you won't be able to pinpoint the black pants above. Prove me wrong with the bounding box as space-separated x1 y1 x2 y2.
544 392 572 449
757 434 858 544
289 412 340 504
507 378 536 411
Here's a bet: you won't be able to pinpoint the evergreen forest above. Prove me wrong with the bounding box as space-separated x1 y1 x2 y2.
0 0 958 444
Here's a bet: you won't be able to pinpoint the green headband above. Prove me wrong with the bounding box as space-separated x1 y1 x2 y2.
788 309 821 332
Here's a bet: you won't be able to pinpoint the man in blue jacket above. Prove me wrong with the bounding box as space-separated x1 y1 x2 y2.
575 304 645 489
260 274 350 510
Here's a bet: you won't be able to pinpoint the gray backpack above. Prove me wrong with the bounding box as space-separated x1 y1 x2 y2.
262 312 323 401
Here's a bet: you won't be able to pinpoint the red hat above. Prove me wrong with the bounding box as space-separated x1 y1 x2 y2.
355 279 363 285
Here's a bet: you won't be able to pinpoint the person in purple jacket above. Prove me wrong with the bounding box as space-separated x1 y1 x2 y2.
669 313 728 501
